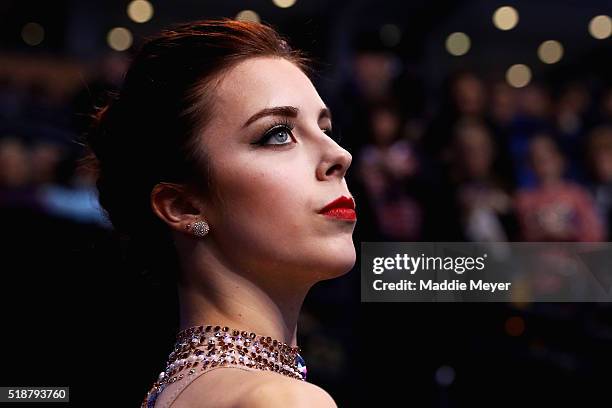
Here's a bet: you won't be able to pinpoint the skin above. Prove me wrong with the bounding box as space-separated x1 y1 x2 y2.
151 56 355 406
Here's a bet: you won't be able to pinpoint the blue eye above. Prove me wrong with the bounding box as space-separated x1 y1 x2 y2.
254 120 296 146
252 121 338 147
261 126 293 145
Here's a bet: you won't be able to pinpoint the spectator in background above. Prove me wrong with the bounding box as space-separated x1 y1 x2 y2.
508 84 557 188
489 81 518 131
449 119 516 241
425 71 517 190
38 147 110 227
352 51 397 105
29 141 65 185
0 137 30 188
585 125 612 240
423 70 487 163
358 101 423 240
486 80 519 187
554 82 592 179
514 135 604 241
334 47 401 154
0 136 42 212
556 82 591 138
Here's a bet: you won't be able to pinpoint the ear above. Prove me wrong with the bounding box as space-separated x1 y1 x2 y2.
150 182 204 234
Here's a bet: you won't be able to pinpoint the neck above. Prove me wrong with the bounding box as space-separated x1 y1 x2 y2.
177 243 313 348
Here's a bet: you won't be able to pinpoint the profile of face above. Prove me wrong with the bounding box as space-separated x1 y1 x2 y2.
193 57 356 284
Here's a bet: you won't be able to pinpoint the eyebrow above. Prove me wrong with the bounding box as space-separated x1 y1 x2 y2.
242 105 332 128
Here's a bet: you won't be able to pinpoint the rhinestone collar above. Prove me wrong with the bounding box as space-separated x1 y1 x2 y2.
142 324 307 408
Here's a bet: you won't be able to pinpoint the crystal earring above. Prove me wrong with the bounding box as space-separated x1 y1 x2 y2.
185 220 210 238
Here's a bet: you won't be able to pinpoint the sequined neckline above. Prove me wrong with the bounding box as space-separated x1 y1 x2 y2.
142 324 308 408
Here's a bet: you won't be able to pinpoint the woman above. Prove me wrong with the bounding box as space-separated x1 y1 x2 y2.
83 19 356 407
514 134 604 241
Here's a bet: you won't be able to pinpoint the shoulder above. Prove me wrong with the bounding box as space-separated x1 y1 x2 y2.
168 367 336 408
238 376 337 408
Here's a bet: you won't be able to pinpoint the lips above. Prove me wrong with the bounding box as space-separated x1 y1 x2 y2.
318 195 357 221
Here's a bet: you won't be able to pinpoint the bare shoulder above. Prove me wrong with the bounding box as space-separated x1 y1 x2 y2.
237 375 338 408
169 367 336 408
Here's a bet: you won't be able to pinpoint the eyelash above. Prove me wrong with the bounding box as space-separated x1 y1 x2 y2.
254 118 296 146
253 119 339 147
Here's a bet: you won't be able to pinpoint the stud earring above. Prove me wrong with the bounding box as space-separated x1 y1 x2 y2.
185 220 210 238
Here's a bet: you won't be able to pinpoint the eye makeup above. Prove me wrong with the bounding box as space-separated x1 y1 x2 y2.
249 118 339 147
252 118 296 147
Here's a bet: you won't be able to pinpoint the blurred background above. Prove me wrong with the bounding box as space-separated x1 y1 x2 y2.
1 0 611 406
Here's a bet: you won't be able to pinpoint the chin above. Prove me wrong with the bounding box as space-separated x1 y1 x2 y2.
315 235 356 280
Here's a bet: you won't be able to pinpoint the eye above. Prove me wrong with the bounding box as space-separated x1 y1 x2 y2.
260 126 292 145
254 122 295 146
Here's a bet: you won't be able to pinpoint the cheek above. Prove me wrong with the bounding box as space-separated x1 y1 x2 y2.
209 155 356 277
212 159 312 245
221 166 303 216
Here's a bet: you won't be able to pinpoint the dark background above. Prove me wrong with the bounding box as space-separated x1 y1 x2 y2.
1 1 611 406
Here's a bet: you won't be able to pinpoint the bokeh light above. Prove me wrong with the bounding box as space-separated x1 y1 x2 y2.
505 316 526 336
235 10 261 23
127 0 154 24
588 15 611 39
435 365 456 386
107 27 133 52
272 0 297 8
537 40 564 64
506 64 531 88
493 6 519 31
21 22 44 46
445 32 471 56
380 24 402 47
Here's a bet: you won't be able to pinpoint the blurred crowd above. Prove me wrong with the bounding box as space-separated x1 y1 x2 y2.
1 48 611 245
338 50 612 243
0 53 127 228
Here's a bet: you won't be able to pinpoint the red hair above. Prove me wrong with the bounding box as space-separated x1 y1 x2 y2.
80 18 310 279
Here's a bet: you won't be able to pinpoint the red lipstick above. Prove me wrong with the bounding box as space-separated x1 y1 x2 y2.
319 195 356 221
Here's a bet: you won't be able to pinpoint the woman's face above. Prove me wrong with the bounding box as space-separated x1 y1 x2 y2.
197 57 355 284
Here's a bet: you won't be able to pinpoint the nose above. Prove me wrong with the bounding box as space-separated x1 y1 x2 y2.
315 137 352 181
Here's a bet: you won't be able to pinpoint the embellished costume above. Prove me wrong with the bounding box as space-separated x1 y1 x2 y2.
142 324 308 407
